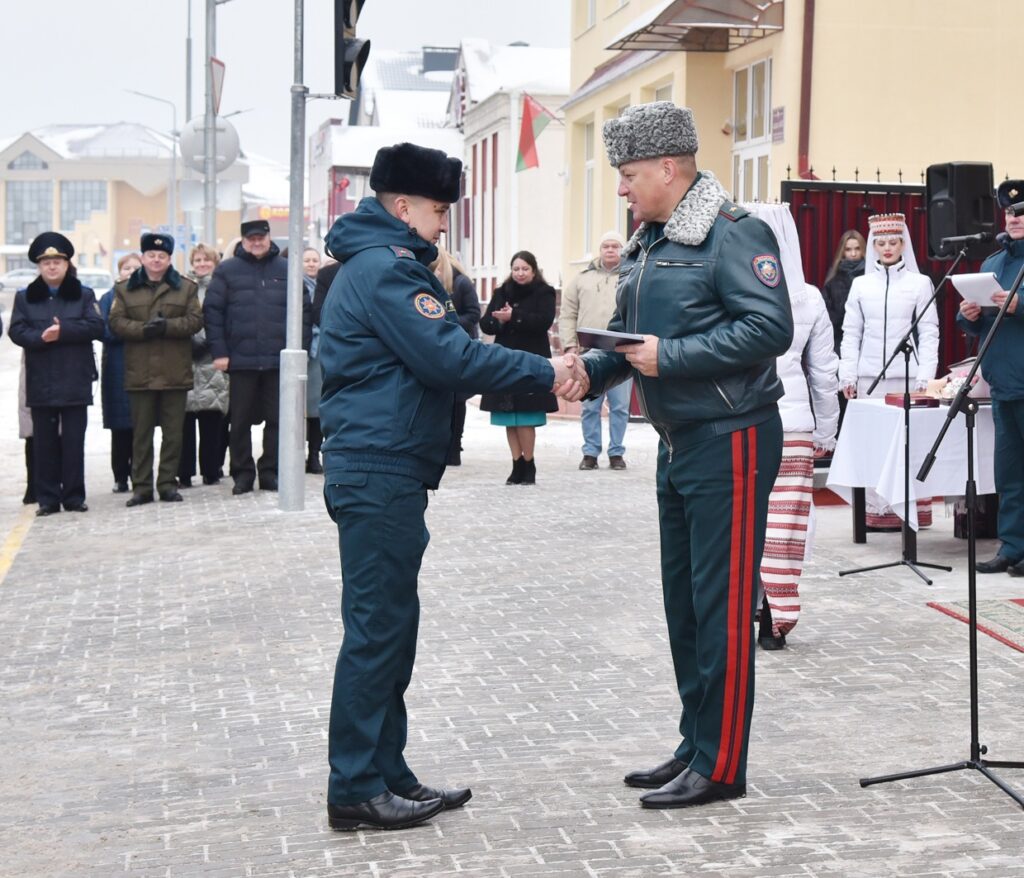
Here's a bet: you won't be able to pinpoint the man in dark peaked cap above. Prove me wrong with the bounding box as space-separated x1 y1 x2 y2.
317 142 575 831
959 179 1024 576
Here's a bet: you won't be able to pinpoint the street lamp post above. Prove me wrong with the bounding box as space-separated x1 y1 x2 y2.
127 89 179 263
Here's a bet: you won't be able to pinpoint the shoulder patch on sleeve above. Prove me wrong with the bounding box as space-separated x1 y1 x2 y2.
719 202 748 222
414 292 446 319
389 245 416 259
752 254 781 288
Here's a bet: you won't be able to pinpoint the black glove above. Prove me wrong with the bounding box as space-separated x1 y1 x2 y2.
142 316 167 340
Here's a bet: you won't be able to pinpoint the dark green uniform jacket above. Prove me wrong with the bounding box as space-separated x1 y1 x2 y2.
109 266 203 391
319 197 555 489
584 172 793 450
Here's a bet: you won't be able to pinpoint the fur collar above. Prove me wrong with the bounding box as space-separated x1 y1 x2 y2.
126 264 183 291
25 272 83 304
623 171 730 256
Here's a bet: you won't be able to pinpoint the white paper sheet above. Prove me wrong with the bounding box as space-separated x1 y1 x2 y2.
951 272 1002 306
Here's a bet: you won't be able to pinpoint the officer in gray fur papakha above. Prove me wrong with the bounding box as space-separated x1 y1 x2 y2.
569 102 793 808
317 142 574 831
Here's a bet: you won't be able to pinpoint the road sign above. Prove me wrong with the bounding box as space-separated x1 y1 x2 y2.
179 116 240 173
211 57 226 115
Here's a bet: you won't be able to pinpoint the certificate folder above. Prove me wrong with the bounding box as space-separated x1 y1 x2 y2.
576 328 645 350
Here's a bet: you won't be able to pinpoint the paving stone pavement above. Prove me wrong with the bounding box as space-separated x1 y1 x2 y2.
0 327 1022 877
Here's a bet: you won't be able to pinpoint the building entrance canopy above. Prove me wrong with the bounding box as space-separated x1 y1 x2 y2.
607 0 784 52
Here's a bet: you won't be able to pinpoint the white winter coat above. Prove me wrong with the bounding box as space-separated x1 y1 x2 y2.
777 286 840 449
839 260 938 389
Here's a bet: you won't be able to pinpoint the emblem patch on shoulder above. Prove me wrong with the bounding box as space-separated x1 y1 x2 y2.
415 292 445 319
752 254 781 288
390 245 415 259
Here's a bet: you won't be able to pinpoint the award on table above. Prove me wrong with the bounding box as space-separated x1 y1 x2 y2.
576 328 645 351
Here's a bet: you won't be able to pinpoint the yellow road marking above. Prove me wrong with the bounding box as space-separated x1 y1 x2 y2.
0 507 33 586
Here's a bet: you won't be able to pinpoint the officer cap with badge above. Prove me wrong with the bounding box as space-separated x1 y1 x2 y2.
28 231 75 263
370 142 462 203
997 179 1024 211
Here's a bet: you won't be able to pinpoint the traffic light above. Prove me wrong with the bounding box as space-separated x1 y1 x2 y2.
335 0 370 100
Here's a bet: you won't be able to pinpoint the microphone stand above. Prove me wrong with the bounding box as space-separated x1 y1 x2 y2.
839 247 966 584
860 251 1024 808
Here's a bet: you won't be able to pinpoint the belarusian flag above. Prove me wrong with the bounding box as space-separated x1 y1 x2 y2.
516 93 556 172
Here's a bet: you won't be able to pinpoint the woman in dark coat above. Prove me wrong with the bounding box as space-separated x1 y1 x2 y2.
821 230 866 354
8 232 105 515
479 250 557 485
432 245 481 466
99 252 142 493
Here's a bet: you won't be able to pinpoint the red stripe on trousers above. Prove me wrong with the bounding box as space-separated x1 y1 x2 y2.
726 425 757 784
713 429 746 782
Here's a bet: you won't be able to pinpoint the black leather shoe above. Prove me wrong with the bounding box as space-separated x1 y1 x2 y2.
202 475 220 485
1008 560 1024 578
305 458 324 474
159 490 184 502
36 505 60 517
63 503 88 513
639 767 746 809
232 481 254 496
178 477 193 489
398 782 472 810
112 481 130 494
977 555 1014 574
758 632 787 650
579 455 599 470
624 757 688 789
126 494 154 508
260 475 278 491
327 791 443 831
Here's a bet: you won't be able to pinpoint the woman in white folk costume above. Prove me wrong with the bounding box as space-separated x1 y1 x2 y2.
745 203 839 649
839 212 939 529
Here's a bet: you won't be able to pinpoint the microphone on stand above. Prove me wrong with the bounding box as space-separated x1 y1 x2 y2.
940 232 994 246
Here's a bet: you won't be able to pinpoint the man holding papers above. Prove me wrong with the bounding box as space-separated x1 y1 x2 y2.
957 179 1024 575
563 102 793 808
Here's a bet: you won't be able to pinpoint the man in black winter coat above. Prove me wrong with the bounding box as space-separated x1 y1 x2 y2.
203 220 312 494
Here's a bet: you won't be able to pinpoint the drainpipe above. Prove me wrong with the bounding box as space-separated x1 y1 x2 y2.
798 0 819 180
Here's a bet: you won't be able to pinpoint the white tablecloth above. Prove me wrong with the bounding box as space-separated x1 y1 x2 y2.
827 398 995 529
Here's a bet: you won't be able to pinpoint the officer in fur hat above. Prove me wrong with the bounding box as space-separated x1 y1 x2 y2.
566 102 794 808
318 142 574 831
959 179 1024 575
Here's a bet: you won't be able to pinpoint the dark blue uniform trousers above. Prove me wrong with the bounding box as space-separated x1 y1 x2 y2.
656 414 782 786
992 398 1024 561
325 471 428 805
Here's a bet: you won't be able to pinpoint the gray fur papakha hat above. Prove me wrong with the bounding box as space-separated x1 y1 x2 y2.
602 101 698 167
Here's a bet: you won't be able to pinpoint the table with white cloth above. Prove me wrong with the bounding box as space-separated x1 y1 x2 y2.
827 398 995 550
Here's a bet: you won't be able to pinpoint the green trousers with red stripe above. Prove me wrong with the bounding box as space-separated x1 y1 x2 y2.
655 412 782 786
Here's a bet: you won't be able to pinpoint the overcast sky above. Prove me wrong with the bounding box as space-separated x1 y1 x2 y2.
3 1 571 165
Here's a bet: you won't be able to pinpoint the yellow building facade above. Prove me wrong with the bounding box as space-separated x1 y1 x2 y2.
564 0 1024 280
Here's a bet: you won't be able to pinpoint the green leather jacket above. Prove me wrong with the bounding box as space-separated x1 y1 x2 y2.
583 172 794 453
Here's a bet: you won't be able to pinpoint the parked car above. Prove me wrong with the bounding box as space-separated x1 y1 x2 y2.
0 268 37 292
78 270 114 292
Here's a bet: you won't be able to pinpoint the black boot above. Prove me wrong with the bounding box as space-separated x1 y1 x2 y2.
521 457 536 485
506 456 524 485
758 595 786 650
22 438 35 505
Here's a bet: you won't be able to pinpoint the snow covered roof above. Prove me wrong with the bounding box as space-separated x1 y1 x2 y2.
363 49 457 92
369 91 452 129
242 152 292 205
329 125 463 170
459 39 570 105
11 123 175 159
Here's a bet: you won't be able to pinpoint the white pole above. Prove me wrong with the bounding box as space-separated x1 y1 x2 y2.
278 0 308 511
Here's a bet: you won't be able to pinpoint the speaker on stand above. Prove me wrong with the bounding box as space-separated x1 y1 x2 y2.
925 162 997 260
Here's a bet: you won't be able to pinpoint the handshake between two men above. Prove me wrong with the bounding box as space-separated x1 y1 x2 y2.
547 335 661 401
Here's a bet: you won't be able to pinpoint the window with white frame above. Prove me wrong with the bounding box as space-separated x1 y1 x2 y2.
583 121 595 255
654 82 673 103
732 58 772 202
60 181 107 230
5 180 53 244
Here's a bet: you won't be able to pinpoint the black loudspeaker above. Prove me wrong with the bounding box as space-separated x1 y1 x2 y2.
926 162 996 260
